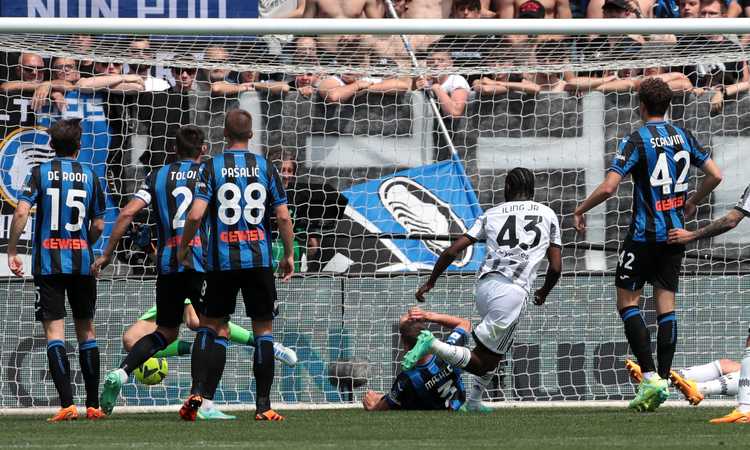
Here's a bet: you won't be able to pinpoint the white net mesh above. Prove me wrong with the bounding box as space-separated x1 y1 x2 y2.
0 27 749 408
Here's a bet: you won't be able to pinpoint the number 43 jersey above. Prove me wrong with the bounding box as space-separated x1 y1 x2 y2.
135 159 206 274
609 121 709 243
195 150 287 272
466 201 561 292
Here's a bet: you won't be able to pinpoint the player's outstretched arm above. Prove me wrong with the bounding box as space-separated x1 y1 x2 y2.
178 198 208 266
7 201 31 277
91 198 146 276
534 245 562 305
416 235 474 302
668 209 745 245
574 171 623 232
684 159 723 218
275 204 295 282
406 306 472 332
362 390 390 411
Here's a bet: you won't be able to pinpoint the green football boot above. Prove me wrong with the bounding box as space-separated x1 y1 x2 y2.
197 408 237 420
402 330 435 371
629 376 670 412
100 369 124 415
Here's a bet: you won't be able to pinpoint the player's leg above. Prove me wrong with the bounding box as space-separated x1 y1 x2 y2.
711 334 750 423
35 275 77 422
101 274 183 415
244 268 284 421
180 272 234 421
228 320 298 367
69 275 103 418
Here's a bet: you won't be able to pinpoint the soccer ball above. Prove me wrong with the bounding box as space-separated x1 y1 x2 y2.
134 358 168 385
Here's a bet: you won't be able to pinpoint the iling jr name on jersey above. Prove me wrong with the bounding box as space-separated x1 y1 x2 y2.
18 158 106 275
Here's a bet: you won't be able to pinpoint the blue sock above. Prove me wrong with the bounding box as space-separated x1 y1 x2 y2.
47 340 74 408
657 312 677 379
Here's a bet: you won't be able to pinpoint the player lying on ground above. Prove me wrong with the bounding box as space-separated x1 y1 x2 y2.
403 167 562 412
668 185 750 423
123 301 298 419
7 119 107 422
177 110 295 422
625 358 741 406
363 307 470 412
574 77 723 412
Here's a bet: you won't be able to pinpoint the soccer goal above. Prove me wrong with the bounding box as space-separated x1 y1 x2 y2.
0 17 748 412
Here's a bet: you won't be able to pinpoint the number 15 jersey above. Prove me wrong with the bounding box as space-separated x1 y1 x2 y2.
466 201 561 293
195 150 287 272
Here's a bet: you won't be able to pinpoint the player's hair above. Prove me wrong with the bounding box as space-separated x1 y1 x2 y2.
47 118 82 157
175 125 205 159
699 0 727 13
399 320 427 350
224 108 253 143
505 167 535 201
638 78 673 116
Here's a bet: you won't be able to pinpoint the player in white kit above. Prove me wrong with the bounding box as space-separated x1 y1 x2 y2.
403 167 562 410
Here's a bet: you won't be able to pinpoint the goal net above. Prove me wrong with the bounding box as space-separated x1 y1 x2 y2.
1 19 749 409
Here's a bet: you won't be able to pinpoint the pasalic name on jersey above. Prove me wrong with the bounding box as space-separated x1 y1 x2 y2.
221 166 260 178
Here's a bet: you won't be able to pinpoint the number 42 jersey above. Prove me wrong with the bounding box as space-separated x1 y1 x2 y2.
195 150 287 272
466 201 561 293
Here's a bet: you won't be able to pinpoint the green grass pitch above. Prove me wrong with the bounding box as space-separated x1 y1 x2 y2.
4 408 749 449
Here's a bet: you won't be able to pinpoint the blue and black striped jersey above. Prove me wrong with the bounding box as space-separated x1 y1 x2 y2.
134 160 206 274
195 150 287 271
609 120 709 243
385 327 467 411
18 157 106 276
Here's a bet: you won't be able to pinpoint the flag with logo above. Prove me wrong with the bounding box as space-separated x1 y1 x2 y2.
324 154 484 273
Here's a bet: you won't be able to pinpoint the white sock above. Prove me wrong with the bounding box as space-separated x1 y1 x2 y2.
430 339 471 368
468 372 494 406
737 347 750 413
115 368 128 384
201 399 214 412
697 372 739 396
643 371 658 381
676 360 722 382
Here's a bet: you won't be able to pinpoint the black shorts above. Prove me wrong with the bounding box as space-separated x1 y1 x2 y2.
155 271 205 328
33 274 96 322
615 238 685 293
199 268 277 321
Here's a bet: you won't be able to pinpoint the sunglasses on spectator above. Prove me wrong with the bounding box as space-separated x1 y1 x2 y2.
95 62 123 67
172 67 198 75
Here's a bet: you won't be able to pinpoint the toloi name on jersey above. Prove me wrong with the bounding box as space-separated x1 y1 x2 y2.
649 134 685 148
170 170 198 181
46 171 89 183
221 166 260 178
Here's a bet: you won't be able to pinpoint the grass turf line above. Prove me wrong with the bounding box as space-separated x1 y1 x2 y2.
4 407 749 449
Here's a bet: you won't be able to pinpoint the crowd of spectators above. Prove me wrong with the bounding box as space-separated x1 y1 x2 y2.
0 0 747 270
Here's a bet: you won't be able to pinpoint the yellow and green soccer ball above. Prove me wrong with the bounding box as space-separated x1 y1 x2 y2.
134 358 168 385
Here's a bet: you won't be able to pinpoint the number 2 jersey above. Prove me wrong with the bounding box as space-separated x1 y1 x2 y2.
18 157 106 276
385 327 468 411
195 150 287 272
466 201 561 293
609 121 709 243
134 159 206 274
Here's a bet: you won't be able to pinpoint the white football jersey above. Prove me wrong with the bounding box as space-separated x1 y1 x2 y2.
466 201 562 292
736 184 750 216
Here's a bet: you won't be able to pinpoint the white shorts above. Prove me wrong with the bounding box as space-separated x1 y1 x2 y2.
473 273 528 355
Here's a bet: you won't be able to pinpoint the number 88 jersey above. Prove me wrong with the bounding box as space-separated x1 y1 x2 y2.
466 201 561 293
195 150 287 272
609 121 709 243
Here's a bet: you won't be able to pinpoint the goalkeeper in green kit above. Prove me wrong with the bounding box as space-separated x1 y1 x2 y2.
123 300 298 420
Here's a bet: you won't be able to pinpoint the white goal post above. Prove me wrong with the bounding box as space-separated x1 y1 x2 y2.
0 18 749 412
